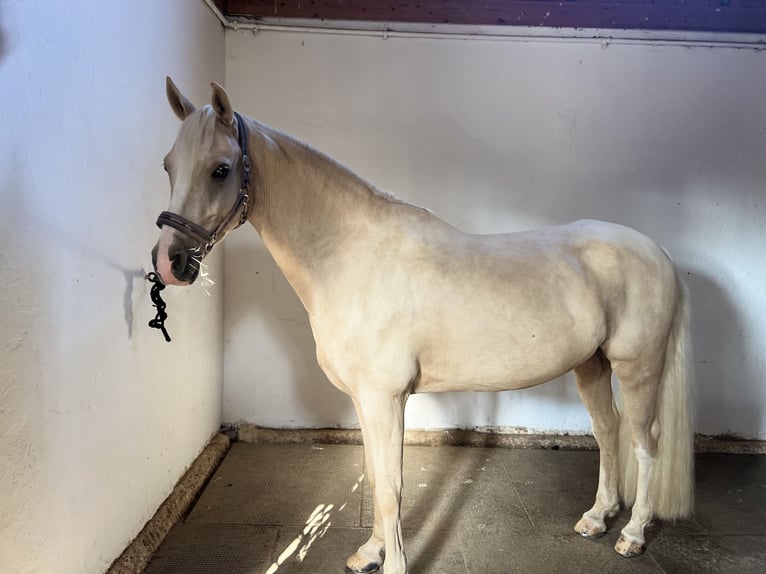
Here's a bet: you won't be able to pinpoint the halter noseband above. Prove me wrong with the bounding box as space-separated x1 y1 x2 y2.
156 111 252 256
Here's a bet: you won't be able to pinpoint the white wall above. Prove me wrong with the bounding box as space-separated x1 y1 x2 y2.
224 29 766 438
0 2 224 573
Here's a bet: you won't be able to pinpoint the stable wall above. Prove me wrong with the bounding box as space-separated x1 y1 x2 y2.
223 28 765 438
0 2 224 573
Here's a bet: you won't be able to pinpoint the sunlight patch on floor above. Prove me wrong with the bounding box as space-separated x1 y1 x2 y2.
264 473 365 573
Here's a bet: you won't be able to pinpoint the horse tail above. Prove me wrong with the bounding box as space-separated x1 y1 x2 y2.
618 272 695 520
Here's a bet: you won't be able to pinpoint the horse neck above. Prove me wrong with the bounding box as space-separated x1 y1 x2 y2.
248 122 390 309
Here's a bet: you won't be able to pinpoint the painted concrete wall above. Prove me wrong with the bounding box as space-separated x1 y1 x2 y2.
0 2 224 573
223 29 765 438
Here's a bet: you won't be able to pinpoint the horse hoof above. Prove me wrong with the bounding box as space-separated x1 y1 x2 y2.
614 534 645 557
346 548 384 573
574 516 606 538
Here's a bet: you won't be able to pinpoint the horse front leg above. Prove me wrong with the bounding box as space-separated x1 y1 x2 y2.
346 391 408 574
346 397 386 573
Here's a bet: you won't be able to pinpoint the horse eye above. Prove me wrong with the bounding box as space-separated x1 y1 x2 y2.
162 161 168 172
212 164 230 181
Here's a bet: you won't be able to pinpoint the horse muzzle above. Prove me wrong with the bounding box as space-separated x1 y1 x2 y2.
151 240 200 286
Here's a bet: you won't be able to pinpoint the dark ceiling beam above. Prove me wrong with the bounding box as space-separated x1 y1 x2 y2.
212 0 766 34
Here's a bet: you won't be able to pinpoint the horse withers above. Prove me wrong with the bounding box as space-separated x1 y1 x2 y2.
151 78 694 574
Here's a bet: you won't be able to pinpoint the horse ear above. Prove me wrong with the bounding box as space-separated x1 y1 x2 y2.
210 82 234 126
166 76 196 121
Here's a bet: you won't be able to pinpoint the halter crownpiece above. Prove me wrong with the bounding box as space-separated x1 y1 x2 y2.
156 111 252 256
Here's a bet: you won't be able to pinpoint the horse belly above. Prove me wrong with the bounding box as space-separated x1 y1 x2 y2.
413 346 592 393
412 299 604 394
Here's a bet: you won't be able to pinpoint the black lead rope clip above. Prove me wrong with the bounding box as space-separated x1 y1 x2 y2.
145 272 171 342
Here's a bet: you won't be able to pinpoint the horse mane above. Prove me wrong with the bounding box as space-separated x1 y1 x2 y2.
254 120 433 217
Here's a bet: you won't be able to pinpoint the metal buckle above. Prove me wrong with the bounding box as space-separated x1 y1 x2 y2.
239 194 250 226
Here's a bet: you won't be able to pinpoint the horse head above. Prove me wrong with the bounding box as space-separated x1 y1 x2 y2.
152 77 251 285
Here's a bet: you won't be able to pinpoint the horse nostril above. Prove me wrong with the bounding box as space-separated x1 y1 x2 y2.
170 252 185 274
164 244 197 283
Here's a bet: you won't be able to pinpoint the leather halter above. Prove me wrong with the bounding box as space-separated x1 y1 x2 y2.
156 111 252 256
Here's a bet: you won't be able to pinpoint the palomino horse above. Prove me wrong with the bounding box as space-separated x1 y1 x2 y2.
152 78 694 574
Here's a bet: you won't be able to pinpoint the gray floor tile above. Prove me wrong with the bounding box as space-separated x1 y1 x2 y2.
144 523 277 574
269 526 466 574
460 531 662 574
513 484 602 536
649 534 766 574
693 454 766 535
404 527 467 574
265 526 364 574
187 443 365 527
498 449 605 536
498 449 600 492
361 446 531 534
646 515 708 538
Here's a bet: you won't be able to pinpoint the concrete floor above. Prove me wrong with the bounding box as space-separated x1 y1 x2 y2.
145 443 766 574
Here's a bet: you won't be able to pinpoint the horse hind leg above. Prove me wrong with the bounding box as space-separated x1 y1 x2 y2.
611 358 662 558
574 351 621 538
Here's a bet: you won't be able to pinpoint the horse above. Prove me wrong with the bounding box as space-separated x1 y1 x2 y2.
151 78 694 574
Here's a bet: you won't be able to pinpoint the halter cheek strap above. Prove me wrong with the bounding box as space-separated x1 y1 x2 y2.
156 111 252 255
